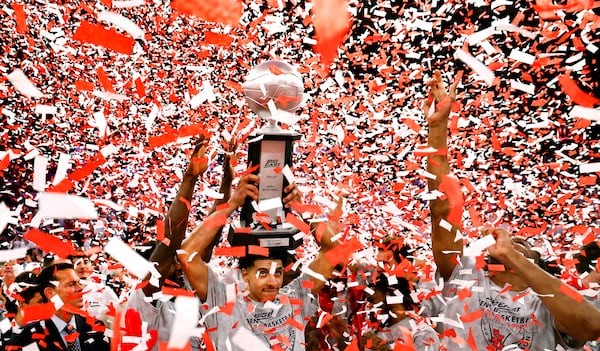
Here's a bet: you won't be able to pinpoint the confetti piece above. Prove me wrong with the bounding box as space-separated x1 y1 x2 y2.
0 247 27 261
248 245 269 257
38 192 98 219
23 229 77 258
324 237 363 266
312 0 351 67
214 246 246 257
33 155 48 192
438 175 464 227
559 283 584 303
512 290 530 302
7 69 45 98
579 163 600 174
12 3 28 34
286 317 304 330
204 31 234 46
569 105 600 121
72 20 135 55
454 49 495 85
285 212 310 234
464 234 496 256
162 287 196 298
559 74 600 107
104 237 153 279
98 10 145 39
258 197 283 212
167 296 199 349
21 302 56 325
171 0 242 26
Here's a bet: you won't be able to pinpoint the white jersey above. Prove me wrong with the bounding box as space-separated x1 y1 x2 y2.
202 266 318 351
81 279 119 325
441 256 557 351
376 317 440 351
126 288 202 351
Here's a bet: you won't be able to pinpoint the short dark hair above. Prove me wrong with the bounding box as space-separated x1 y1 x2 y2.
14 271 41 304
369 272 416 312
575 242 600 274
238 248 294 270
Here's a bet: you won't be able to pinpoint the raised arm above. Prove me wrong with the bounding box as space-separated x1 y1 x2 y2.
425 70 462 281
306 194 345 295
199 139 238 262
178 173 259 302
488 228 600 341
143 138 208 296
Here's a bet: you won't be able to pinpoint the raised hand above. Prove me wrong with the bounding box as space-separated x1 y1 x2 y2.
485 228 516 264
222 136 238 183
185 136 209 178
422 70 461 125
283 182 303 208
229 173 260 210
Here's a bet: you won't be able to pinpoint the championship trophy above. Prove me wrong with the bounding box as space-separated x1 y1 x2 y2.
227 60 305 249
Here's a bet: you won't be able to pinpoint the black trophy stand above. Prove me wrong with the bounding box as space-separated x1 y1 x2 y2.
227 123 303 250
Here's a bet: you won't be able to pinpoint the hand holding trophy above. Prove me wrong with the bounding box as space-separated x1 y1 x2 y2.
228 60 305 249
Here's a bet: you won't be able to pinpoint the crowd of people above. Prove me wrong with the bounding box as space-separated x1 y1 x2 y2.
1 72 599 351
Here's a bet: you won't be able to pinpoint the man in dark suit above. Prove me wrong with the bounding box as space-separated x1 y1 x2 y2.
6 262 110 351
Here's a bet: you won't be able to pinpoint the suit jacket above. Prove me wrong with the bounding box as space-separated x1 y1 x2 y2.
6 314 110 351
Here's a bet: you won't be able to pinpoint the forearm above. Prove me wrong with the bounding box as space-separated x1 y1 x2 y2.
165 174 199 244
427 77 461 281
178 205 236 301
210 176 233 212
148 174 198 266
181 203 236 255
504 250 600 340
200 176 233 262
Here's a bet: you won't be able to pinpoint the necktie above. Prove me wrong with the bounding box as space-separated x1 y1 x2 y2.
63 324 81 351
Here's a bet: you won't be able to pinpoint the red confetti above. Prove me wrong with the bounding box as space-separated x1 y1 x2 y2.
213 246 246 257
162 286 196 298
324 237 363 266
311 0 351 67
247 245 269 257
0 153 10 172
72 20 135 55
285 212 311 234
301 280 314 290
12 3 28 34
285 317 304 330
23 228 78 258
21 302 55 325
559 283 584 303
203 31 234 46
96 67 116 93
439 175 464 227
558 73 600 107
171 0 242 27
460 309 483 323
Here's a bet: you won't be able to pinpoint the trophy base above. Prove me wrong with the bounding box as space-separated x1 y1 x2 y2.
227 224 303 249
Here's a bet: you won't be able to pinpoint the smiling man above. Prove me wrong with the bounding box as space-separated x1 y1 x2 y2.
6 262 110 351
179 173 343 351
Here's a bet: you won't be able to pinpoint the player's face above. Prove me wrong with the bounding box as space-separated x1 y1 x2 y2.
242 259 284 302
